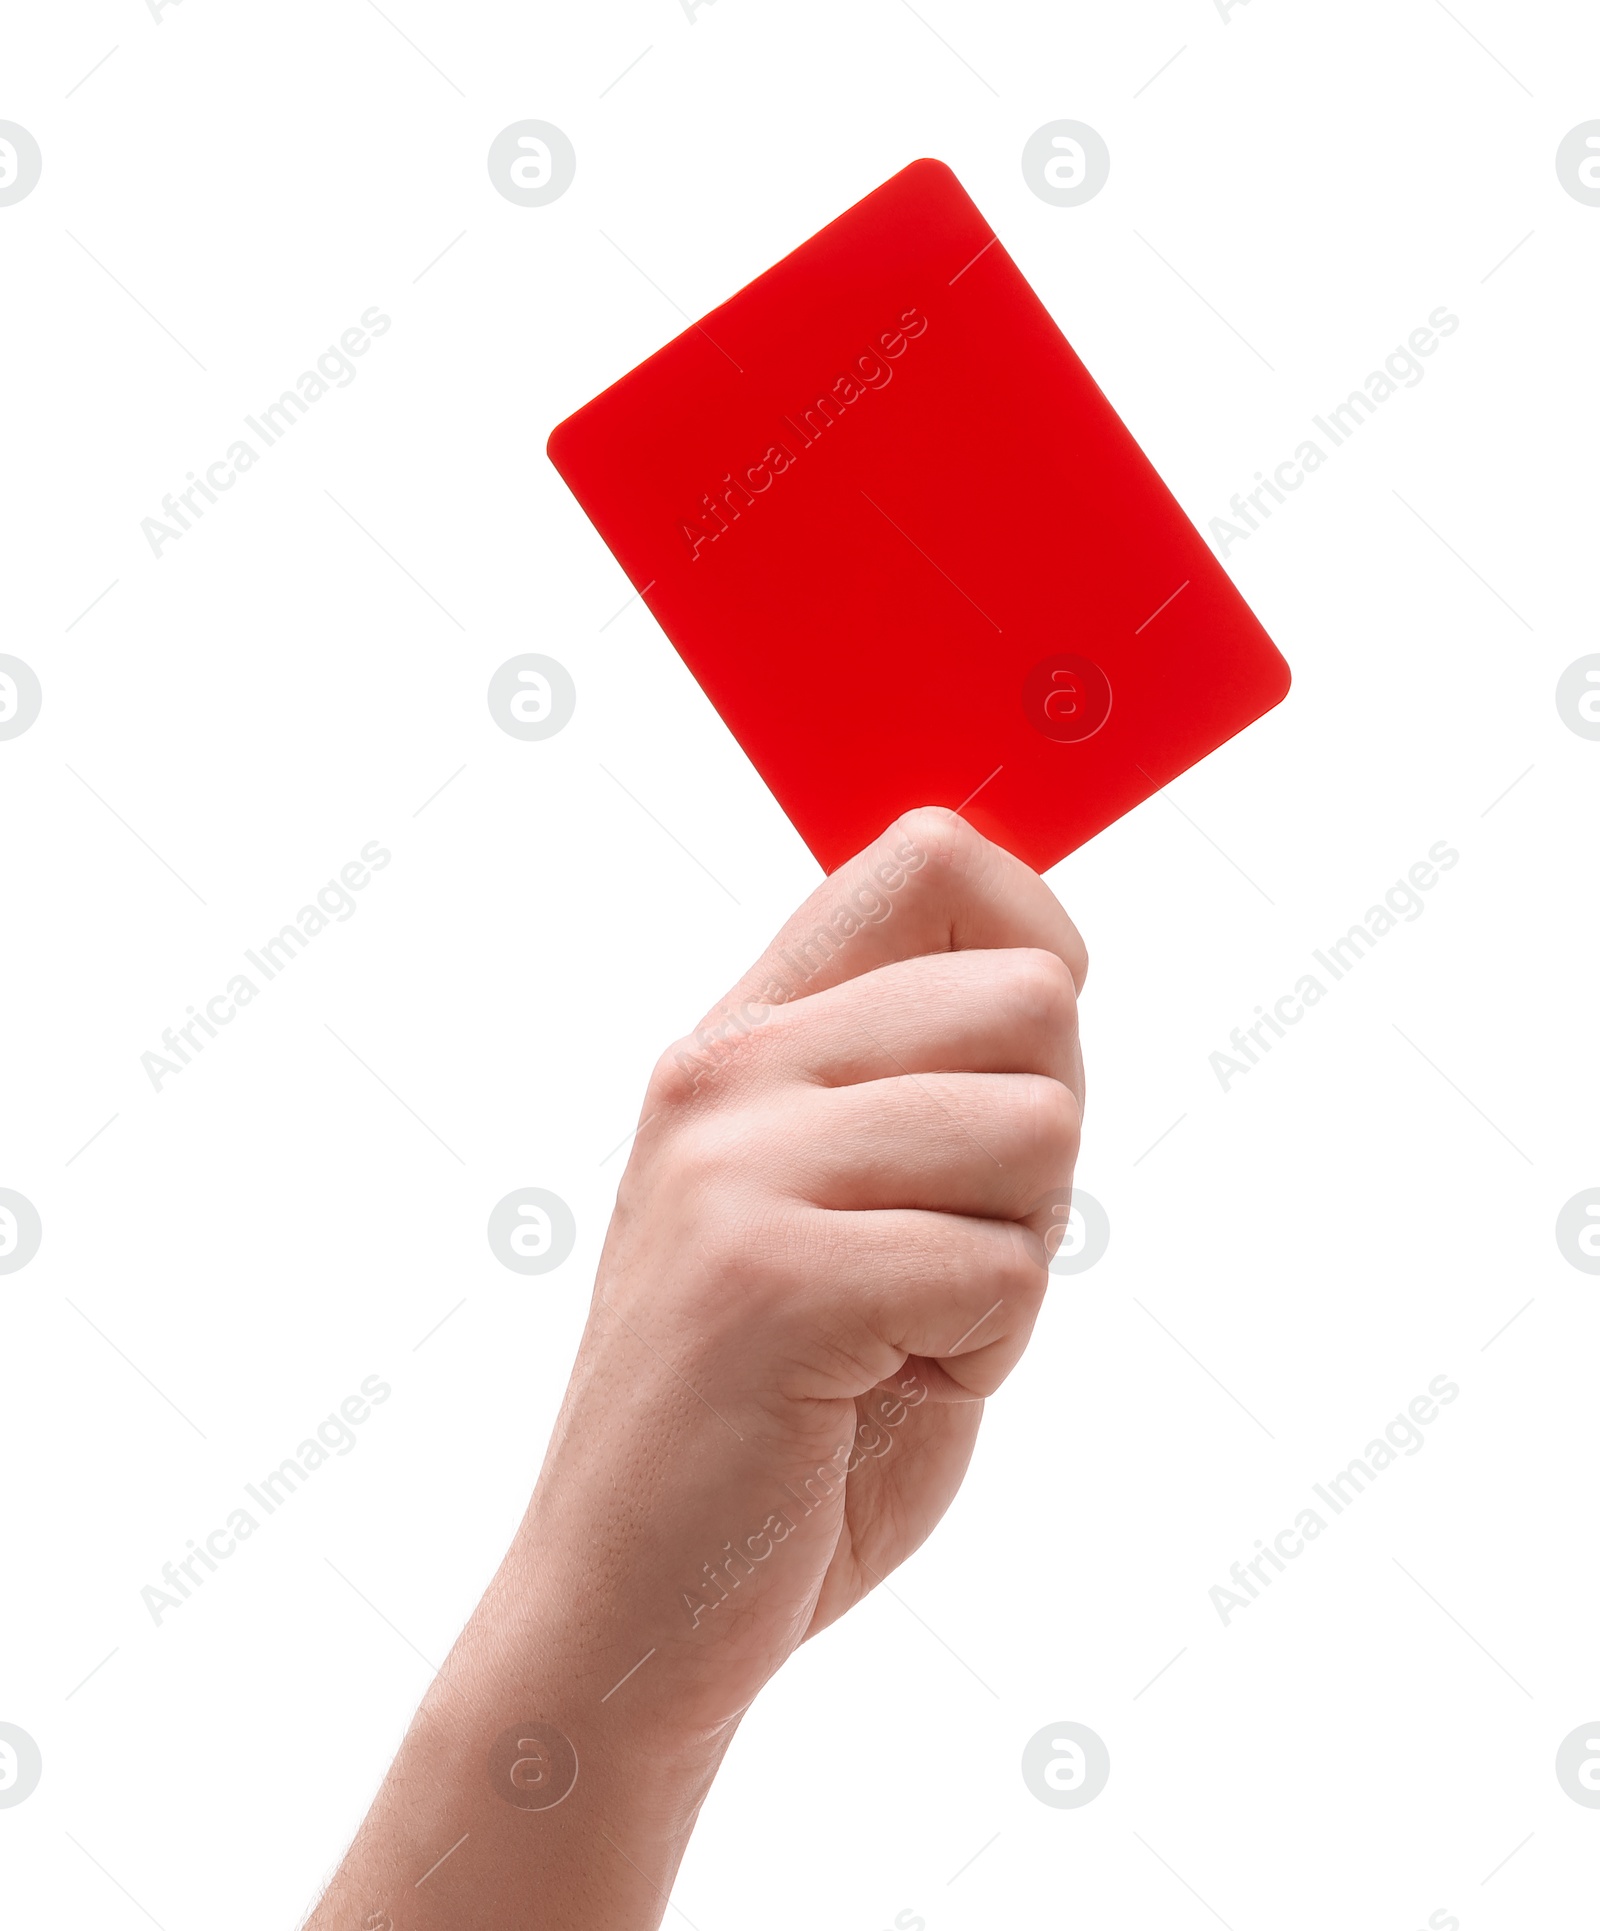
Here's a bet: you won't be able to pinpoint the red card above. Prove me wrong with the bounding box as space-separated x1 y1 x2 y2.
548 158 1290 875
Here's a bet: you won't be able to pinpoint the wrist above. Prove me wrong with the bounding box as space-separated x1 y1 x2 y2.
467 1540 742 1784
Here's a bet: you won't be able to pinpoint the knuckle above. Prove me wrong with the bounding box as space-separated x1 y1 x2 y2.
1004 947 1079 1034
1024 1074 1081 1167
658 1108 755 1205
645 1040 708 1116
646 1005 775 1115
692 1194 768 1292
999 1219 1050 1300
628 1118 782 1296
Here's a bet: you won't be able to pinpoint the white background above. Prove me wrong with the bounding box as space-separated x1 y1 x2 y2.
2 1 1597 1926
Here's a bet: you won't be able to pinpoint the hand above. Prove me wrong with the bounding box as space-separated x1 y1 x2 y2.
564 805 1087 1726
307 809 1087 1930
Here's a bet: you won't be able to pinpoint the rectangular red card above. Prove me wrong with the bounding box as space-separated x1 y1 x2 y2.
548 158 1290 876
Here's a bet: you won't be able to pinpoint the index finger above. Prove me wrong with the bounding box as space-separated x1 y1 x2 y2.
711 808 1088 1023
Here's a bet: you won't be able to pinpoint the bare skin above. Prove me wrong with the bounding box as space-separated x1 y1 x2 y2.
306 808 1087 1930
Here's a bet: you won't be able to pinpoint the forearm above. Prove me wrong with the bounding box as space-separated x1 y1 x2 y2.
306 1526 735 1931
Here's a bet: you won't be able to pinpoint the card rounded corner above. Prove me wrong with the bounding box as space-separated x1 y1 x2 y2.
545 415 576 472
901 155 963 195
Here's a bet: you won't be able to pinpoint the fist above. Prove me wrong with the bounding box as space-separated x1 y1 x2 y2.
524 809 1087 1736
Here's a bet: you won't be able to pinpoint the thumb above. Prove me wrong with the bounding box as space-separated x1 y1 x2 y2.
706 807 1087 1028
